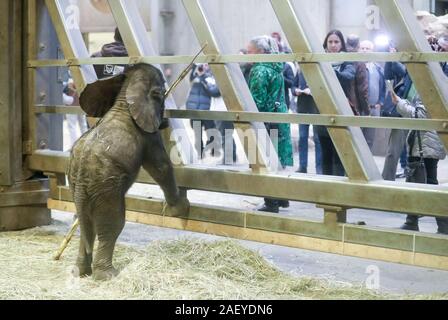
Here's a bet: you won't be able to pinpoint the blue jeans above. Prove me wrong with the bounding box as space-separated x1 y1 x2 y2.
399 147 407 169
299 124 323 174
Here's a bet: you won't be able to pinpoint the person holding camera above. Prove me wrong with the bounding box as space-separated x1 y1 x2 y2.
186 63 221 159
382 45 412 181
390 88 448 234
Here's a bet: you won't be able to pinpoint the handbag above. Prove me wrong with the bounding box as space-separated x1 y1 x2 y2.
405 108 427 184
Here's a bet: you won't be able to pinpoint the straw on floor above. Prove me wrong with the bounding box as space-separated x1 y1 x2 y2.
0 227 445 300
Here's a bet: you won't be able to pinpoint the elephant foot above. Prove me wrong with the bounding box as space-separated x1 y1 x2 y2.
76 264 93 278
169 197 190 218
93 267 119 281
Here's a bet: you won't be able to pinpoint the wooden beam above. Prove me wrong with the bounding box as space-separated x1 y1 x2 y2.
48 199 448 271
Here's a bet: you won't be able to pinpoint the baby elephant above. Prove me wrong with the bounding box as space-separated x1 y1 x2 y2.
68 64 190 280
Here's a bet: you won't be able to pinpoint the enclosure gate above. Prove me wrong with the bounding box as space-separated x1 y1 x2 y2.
1 0 448 270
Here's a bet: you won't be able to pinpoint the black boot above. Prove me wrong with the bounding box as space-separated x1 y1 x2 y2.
258 199 279 214
436 218 448 235
400 215 419 231
278 200 290 208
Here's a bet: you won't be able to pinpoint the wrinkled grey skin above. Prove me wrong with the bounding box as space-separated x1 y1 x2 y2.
68 64 190 281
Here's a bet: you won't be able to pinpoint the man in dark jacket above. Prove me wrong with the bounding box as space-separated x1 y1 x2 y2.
283 62 295 109
91 28 128 79
292 71 323 174
186 64 221 158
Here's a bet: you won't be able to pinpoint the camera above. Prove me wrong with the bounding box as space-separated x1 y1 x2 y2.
197 64 204 73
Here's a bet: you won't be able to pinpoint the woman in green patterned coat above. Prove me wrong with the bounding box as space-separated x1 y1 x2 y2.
247 35 293 213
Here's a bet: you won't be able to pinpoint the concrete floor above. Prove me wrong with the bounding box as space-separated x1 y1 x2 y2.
51 209 448 296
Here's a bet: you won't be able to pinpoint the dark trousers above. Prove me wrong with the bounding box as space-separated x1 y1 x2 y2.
191 119 216 158
299 124 322 174
405 158 448 233
317 135 345 177
264 123 287 208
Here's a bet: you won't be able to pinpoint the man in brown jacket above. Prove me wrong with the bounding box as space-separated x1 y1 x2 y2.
346 34 369 116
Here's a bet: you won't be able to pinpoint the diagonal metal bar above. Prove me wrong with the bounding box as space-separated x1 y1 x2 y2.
270 0 381 182
182 0 281 173
107 0 194 165
375 0 448 149
44 0 97 92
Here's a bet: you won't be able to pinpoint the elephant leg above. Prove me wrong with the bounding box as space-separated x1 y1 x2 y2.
76 214 95 277
143 134 180 206
73 199 95 277
92 197 126 281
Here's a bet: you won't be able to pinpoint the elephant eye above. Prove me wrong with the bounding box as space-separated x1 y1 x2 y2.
151 88 165 100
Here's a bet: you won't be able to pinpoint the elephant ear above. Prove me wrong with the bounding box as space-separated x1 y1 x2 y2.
79 74 126 117
126 68 163 133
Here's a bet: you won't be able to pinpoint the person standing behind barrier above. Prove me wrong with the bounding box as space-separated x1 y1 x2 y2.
390 89 448 235
271 32 288 54
186 63 221 159
91 27 128 79
247 35 293 213
292 69 323 174
360 40 386 151
315 30 355 177
346 35 370 117
282 49 297 110
382 45 415 181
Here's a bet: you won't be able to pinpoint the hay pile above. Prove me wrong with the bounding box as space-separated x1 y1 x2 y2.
0 227 445 300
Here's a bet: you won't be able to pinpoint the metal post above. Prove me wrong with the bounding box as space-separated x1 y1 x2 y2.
0 0 50 231
0 0 16 186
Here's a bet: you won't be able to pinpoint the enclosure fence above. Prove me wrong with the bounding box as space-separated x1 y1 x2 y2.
21 0 448 270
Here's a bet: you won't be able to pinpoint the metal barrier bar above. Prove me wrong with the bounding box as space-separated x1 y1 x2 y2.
27 52 448 68
33 105 448 132
29 150 448 218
